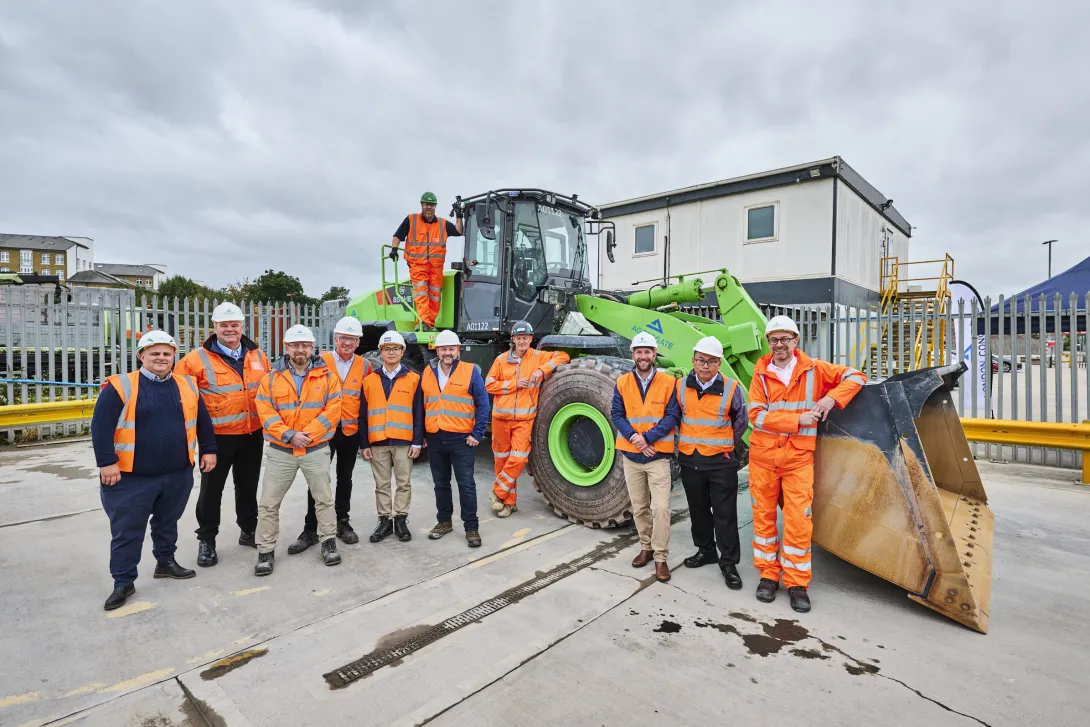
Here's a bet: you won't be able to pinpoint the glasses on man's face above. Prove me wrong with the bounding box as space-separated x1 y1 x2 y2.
768 336 797 346
693 357 719 367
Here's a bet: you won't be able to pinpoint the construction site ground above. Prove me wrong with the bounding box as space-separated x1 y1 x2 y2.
1 440 1087 727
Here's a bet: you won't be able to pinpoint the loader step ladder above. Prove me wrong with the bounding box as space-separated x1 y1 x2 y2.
867 254 954 378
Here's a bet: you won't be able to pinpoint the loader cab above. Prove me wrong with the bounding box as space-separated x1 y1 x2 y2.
459 190 595 339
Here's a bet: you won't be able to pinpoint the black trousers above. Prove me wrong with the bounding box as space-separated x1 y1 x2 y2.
194 430 263 541
304 427 360 532
680 464 741 567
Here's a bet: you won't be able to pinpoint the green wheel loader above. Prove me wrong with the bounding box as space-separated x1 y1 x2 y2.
346 188 993 632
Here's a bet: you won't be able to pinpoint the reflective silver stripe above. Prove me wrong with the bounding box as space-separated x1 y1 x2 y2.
300 402 325 410
441 410 475 419
493 407 536 416
278 402 300 411
262 417 280 429
263 432 282 444
424 396 440 404
627 416 661 426
843 374 866 386
440 393 474 405
799 426 818 436
384 422 413 431
681 416 728 426
340 417 358 426
782 545 811 557
840 368 863 382
196 349 245 394
343 388 361 397
115 443 136 452
246 382 260 390
369 407 387 416
211 413 246 426
766 400 810 412
317 431 335 442
755 410 768 428
780 557 812 571
425 411 439 418
316 415 333 431
493 451 511 458
183 418 197 429
117 421 137 430
388 404 413 414
752 535 779 546
678 435 734 447
509 450 531 458
494 479 513 493
497 470 516 484
753 550 778 561
326 390 342 400
255 394 275 405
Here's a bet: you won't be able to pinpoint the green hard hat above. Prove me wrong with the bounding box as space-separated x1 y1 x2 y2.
420 191 438 204
511 320 533 336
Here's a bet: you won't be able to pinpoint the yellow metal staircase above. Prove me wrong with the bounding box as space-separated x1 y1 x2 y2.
867 254 954 378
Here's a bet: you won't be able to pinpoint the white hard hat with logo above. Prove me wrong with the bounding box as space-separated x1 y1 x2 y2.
284 324 316 343
379 330 406 349
434 330 461 347
693 336 724 359
137 330 178 352
211 302 245 323
630 331 658 350
334 316 363 337
765 315 800 337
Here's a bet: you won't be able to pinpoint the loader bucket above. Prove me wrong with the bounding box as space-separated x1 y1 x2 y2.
813 362 993 633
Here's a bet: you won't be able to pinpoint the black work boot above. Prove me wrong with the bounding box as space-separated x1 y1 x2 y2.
369 517 393 543
287 530 319 555
321 538 342 566
756 578 779 603
254 551 274 577
197 539 218 567
238 530 257 548
788 586 812 613
721 565 743 590
394 515 411 542
154 559 196 580
104 584 135 611
683 551 719 568
337 518 359 545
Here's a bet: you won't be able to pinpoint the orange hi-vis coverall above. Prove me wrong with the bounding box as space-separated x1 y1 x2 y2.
747 350 865 588
403 213 448 327
485 347 570 506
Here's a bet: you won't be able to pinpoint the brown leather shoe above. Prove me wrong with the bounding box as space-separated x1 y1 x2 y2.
631 550 654 568
655 561 671 582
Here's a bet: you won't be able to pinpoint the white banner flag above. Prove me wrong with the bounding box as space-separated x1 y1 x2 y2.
949 283 990 416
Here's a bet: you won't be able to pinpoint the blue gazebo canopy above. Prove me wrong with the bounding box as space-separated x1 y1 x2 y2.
993 254 1090 314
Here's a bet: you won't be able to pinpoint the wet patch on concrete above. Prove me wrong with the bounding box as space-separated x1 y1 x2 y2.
790 648 830 660
374 624 435 652
653 621 681 633
199 649 268 680
178 677 227 727
24 462 96 480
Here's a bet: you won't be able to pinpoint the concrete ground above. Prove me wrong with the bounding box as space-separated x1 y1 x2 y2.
0 440 1087 727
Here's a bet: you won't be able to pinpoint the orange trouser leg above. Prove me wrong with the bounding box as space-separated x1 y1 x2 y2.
778 464 814 588
408 261 433 326
749 464 783 583
492 419 512 483
426 264 444 326
493 419 532 505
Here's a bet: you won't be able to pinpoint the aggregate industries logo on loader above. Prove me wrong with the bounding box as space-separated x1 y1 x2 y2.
631 319 674 350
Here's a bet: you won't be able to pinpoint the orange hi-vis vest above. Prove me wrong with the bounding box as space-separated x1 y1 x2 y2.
107 371 199 472
615 370 677 455
404 213 448 266
485 348 570 421
320 351 371 437
362 368 420 443
677 375 738 456
747 350 866 456
175 341 270 435
255 357 342 456
421 361 478 434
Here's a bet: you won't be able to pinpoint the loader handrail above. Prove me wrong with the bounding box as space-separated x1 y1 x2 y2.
960 417 1090 484
380 244 422 325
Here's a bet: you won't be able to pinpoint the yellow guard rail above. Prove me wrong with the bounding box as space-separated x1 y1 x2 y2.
961 418 1090 484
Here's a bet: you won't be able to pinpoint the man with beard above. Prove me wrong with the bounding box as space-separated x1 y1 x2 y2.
253 325 343 575
176 302 270 568
421 330 490 548
611 332 680 583
389 192 464 328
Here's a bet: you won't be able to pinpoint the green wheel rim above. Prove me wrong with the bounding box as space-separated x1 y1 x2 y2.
547 403 615 487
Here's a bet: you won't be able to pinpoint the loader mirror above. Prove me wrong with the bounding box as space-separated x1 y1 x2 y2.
605 230 616 263
475 203 497 240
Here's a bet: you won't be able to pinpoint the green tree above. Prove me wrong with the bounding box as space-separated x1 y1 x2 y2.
320 285 350 302
246 269 316 305
158 275 218 301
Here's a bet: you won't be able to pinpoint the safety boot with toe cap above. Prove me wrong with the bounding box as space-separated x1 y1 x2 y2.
496 504 517 518
788 586 811 613
466 530 482 548
370 517 393 543
287 530 318 555
321 538 341 566
394 515 411 542
490 490 504 513
197 539 218 567
756 578 779 603
337 518 359 545
428 521 453 540
238 530 257 548
254 552 275 576
722 565 743 590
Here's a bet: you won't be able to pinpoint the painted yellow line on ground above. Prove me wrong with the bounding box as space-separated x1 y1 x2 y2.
0 691 40 707
61 683 106 698
105 600 156 619
311 588 331 597
186 649 226 665
232 586 270 597
499 527 532 548
232 635 254 645
15 719 46 727
468 526 574 569
101 668 174 693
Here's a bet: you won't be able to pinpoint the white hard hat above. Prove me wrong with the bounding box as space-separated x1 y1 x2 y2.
137 330 178 352
284 324 316 343
434 330 461 347
765 315 800 337
693 336 724 358
334 316 363 337
630 331 658 350
211 302 245 323
378 330 406 349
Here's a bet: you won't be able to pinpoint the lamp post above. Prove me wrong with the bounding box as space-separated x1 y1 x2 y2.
1042 239 1057 279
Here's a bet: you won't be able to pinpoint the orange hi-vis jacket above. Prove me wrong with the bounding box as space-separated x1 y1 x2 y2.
362 368 421 443
677 377 739 456
403 213 448 266
485 348 570 421
615 371 678 455
107 371 199 472
320 351 371 437
422 362 478 434
255 356 342 456
175 338 270 436
747 350 866 467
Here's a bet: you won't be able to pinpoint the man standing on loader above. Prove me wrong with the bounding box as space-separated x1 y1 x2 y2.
611 332 680 583
389 192 463 328
484 320 570 518
748 315 866 612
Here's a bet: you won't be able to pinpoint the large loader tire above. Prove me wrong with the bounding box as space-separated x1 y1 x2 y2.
530 356 635 528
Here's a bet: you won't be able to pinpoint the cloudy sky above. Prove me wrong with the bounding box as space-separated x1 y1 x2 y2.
1 1 1086 301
